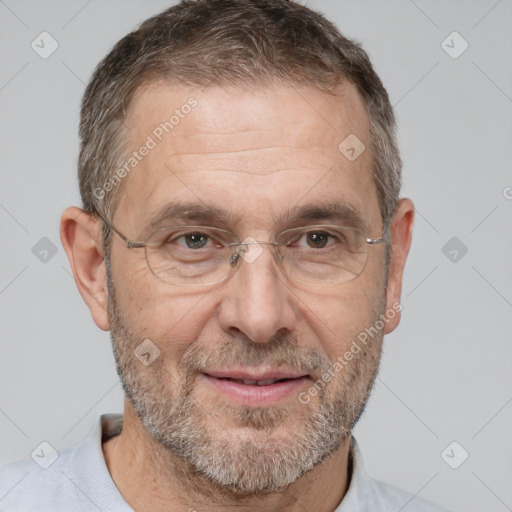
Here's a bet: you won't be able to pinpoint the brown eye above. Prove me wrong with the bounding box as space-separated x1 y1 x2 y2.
305 231 329 248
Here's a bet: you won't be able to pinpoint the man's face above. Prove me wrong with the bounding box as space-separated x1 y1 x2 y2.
107 82 388 493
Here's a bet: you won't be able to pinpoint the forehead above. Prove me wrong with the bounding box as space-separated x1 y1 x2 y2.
115 81 380 233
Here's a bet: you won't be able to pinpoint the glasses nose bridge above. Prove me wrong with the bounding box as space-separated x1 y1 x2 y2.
239 240 279 248
229 239 282 269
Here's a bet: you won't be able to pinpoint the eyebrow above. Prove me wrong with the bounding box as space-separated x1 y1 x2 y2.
142 199 370 237
281 201 369 232
142 202 239 237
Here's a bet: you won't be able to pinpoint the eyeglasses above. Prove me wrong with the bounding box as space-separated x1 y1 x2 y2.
98 214 389 287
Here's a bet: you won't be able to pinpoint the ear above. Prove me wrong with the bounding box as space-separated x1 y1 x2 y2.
383 198 414 334
60 206 110 331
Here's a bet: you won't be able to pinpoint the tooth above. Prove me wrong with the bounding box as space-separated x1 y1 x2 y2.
257 379 278 386
243 380 258 385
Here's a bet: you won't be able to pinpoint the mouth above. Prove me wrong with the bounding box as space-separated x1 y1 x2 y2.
200 369 310 406
213 377 295 386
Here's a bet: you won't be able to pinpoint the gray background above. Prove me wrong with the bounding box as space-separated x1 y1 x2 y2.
1 1 511 511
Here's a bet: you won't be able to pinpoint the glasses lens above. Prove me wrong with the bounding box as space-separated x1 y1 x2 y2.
145 226 238 286
277 225 369 285
144 224 371 287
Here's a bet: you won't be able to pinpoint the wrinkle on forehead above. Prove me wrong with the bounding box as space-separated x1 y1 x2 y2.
160 146 342 177
115 82 376 229
125 81 369 152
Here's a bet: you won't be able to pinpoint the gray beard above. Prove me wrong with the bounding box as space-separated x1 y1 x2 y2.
106 261 384 495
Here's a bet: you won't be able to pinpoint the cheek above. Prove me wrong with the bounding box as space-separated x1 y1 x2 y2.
112 256 214 364
295 280 383 360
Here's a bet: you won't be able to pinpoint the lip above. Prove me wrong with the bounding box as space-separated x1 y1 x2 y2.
200 370 310 406
204 369 308 381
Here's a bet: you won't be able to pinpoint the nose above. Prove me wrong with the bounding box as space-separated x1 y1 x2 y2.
217 242 297 344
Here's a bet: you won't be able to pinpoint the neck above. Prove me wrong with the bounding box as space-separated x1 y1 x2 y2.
102 401 352 512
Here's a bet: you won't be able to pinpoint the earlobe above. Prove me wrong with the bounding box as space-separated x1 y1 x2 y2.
60 206 110 331
383 198 415 334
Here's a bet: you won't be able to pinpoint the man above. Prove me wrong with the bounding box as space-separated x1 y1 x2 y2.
0 0 449 510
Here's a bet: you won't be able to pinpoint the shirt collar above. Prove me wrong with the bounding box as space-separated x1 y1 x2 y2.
334 436 385 511
62 413 133 511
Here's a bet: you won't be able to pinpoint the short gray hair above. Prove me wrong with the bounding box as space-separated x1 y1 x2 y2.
79 0 401 250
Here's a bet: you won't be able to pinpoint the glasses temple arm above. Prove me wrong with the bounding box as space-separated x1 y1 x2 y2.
95 211 145 249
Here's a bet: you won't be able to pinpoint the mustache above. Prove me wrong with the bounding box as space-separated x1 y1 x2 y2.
177 334 333 381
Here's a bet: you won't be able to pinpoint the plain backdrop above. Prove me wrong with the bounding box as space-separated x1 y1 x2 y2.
1 1 511 511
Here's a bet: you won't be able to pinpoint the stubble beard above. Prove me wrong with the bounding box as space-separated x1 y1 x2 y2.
106 264 385 496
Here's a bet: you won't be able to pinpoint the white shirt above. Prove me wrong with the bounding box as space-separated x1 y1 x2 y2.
0 413 450 511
